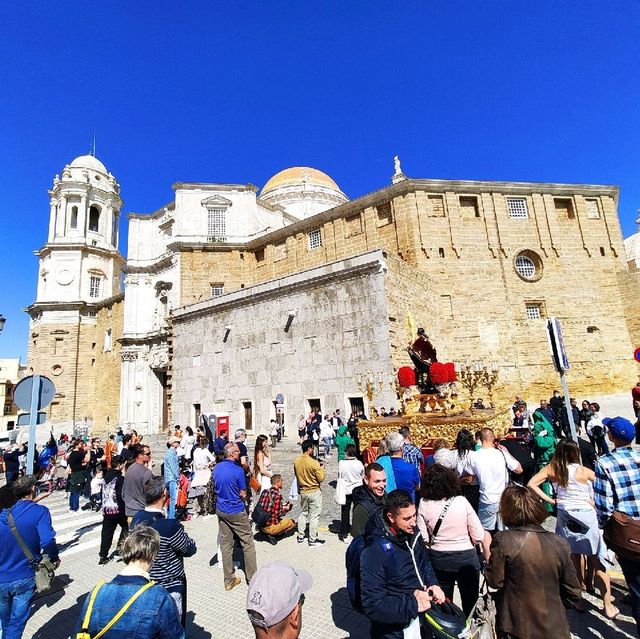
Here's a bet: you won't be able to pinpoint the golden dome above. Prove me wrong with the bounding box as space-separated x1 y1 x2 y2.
261 167 341 195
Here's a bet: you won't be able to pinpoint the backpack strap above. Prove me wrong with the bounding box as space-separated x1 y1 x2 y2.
82 579 155 639
7 509 36 565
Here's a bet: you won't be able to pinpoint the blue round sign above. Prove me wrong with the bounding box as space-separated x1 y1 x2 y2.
275 393 284 404
635 348 640 363
13 375 56 412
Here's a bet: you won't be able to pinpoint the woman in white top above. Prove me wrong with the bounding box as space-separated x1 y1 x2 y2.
179 426 196 460
320 415 334 458
586 402 609 456
528 439 617 619
253 434 273 493
337 444 364 543
191 437 215 516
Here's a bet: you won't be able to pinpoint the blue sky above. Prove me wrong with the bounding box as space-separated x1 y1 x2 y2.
1 2 639 359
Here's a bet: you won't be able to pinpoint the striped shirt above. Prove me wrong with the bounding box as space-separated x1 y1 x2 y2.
594 446 640 526
130 509 197 591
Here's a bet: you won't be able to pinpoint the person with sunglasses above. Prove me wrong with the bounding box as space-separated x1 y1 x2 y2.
123 444 152 523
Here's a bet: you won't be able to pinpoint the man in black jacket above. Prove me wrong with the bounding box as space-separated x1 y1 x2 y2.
360 490 445 639
350 463 387 537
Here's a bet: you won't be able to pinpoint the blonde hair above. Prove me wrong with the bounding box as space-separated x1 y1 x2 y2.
121 525 160 565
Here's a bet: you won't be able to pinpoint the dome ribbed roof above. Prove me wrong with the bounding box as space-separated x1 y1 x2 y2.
69 154 108 173
261 167 341 195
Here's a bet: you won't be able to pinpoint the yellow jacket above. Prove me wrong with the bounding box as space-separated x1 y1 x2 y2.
294 453 325 493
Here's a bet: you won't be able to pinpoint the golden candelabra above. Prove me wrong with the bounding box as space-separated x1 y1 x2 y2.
356 371 385 416
480 363 500 408
456 361 500 410
456 362 484 410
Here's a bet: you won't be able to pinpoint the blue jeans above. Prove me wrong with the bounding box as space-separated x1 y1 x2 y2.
478 501 504 532
69 491 80 511
0 577 35 639
323 437 332 456
167 480 177 519
619 556 640 635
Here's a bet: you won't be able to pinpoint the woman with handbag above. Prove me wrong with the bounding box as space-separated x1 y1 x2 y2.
191 437 215 517
253 435 273 494
528 439 618 619
486 484 582 639
417 464 491 617
337 444 364 543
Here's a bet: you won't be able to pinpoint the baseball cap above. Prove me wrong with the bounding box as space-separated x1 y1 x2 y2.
602 416 635 442
246 561 313 629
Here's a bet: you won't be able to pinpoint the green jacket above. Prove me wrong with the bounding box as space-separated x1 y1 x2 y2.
334 425 355 461
532 411 556 465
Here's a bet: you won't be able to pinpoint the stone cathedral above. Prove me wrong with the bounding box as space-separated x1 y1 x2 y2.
25 154 640 435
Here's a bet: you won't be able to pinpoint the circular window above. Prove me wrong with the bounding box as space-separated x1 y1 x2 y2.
51 364 63 376
514 250 543 282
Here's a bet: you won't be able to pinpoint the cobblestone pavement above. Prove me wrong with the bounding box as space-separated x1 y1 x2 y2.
21 434 638 638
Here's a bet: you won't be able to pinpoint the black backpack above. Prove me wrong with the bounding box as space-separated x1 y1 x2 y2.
251 492 271 528
345 534 367 612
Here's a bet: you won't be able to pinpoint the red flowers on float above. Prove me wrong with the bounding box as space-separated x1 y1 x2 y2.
429 362 458 385
397 366 417 388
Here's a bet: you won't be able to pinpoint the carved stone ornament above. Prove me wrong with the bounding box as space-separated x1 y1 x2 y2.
150 346 169 370
120 350 138 362
201 195 232 209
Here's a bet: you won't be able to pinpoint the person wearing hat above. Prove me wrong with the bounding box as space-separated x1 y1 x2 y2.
595 415 640 634
164 436 181 519
246 561 312 638
0 475 59 639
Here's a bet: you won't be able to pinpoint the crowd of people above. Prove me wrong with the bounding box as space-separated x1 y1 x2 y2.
0 388 639 638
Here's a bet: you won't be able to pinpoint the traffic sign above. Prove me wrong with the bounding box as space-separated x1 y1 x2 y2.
12 375 56 475
13 375 56 411
634 348 640 363
275 393 284 404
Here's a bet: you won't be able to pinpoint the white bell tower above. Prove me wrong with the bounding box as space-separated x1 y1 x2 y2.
34 154 124 306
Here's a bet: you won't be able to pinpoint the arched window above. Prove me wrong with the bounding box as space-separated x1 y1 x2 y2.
70 206 78 229
89 206 100 233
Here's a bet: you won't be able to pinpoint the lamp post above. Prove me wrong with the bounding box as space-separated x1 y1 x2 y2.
0 314 5 334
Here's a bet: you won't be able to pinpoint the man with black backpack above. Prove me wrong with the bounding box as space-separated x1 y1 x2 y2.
350 462 387 537
358 489 445 638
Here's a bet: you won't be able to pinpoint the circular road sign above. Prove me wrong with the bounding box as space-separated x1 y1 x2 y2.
275 393 285 404
635 348 640 363
13 375 56 412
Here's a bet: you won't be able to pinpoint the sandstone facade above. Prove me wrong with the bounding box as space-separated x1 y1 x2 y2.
26 157 640 435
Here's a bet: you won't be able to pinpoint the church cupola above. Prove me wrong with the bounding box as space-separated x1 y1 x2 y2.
48 154 122 250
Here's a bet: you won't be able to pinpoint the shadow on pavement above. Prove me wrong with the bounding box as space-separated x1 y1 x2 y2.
330 587 370 639
33 593 84 639
31 572 72 616
186 610 213 638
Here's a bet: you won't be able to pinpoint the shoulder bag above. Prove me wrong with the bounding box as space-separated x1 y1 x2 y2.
428 497 454 547
7 508 56 593
76 578 155 639
335 477 347 506
604 511 640 560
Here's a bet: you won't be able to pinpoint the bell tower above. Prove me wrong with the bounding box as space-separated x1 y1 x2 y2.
25 154 125 432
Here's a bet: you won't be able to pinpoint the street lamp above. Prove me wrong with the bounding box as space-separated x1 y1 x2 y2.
0 314 5 334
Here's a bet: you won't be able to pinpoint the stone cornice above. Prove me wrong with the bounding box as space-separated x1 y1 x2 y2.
172 182 259 193
123 253 174 274
34 243 125 264
128 201 175 221
23 292 123 316
172 249 387 323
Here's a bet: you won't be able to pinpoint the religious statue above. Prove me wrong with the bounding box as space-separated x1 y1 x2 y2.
394 155 402 176
407 327 438 393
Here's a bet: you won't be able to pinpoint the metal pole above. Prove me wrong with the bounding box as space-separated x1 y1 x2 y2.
26 375 41 475
560 371 578 443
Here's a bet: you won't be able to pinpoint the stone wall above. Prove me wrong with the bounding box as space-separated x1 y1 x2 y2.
27 315 97 429
92 297 124 433
171 251 397 432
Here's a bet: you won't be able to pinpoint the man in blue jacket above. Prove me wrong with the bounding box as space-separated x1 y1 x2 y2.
0 475 59 639
360 489 444 639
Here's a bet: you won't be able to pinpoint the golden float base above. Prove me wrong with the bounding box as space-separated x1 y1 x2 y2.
358 408 512 449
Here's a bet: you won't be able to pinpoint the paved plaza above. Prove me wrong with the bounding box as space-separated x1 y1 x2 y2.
20 434 638 638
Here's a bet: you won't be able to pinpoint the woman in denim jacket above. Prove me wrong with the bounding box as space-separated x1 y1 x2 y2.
75 526 184 639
